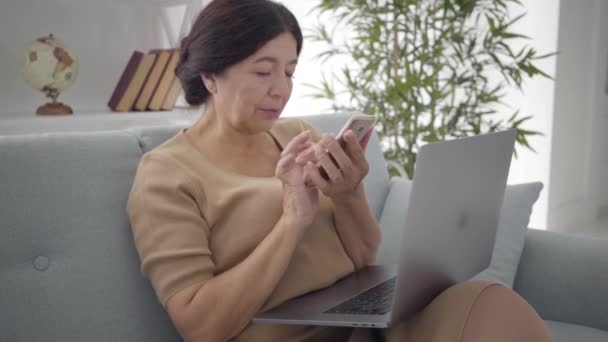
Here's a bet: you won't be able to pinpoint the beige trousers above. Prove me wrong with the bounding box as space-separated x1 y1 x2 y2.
349 281 553 342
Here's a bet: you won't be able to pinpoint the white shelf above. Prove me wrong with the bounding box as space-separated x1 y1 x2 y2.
0 109 199 136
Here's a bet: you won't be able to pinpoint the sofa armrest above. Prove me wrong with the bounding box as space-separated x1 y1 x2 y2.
514 228 608 331
376 177 411 265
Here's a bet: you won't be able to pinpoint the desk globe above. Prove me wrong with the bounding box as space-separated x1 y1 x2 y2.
21 34 78 115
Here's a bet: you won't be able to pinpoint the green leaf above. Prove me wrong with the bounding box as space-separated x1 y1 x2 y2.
505 12 527 28
307 0 553 168
501 31 530 40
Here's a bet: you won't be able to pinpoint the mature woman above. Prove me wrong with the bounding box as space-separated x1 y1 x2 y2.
126 0 552 341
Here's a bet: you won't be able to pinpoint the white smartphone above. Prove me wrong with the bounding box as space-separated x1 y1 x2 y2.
335 114 377 145
318 114 377 180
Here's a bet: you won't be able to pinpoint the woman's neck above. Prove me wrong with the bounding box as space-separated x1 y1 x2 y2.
188 103 272 157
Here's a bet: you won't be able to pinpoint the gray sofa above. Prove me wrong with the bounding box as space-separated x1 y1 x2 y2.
1 113 607 341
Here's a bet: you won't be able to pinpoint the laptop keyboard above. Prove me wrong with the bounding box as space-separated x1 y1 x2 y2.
324 277 396 315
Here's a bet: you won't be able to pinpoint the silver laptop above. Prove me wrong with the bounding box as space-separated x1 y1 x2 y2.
254 129 516 328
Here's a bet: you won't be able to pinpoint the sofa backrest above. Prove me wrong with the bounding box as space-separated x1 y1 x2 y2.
514 229 608 332
0 131 181 342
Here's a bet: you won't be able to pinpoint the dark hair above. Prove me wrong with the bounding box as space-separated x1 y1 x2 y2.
175 0 303 106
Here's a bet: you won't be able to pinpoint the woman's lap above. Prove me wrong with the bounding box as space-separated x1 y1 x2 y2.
349 280 552 342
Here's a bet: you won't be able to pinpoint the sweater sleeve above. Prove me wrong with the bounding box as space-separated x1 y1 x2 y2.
127 152 214 307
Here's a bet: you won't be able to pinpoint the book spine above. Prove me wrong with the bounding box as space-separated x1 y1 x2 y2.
138 50 171 111
116 54 156 112
132 52 160 111
149 49 180 111
161 77 183 110
108 51 143 111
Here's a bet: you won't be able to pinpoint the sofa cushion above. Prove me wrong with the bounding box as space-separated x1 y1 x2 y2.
0 131 180 342
545 320 608 342
376 177 412 265
472 182 543 287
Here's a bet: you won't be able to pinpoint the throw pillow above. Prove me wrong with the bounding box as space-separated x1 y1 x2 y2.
472 182 544 288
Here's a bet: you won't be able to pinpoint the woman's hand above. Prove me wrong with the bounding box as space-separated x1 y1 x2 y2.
296 129 372 201
275 130 319 228
294 129 381 268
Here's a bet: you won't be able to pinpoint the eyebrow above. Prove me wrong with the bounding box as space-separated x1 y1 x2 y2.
253 56 298 65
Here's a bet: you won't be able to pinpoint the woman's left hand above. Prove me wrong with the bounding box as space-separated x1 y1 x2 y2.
297 129 372 200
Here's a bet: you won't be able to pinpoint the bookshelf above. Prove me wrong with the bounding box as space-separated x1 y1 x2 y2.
0 0 209 134
0 108 200 136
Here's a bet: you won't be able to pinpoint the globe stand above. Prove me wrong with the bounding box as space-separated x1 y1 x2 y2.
36 87 73 116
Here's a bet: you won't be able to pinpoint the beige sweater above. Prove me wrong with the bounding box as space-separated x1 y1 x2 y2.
127 117 355 341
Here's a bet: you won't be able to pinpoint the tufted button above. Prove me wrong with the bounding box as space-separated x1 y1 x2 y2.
33 256 50 271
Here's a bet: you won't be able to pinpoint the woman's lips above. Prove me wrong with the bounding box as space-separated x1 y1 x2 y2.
260 108 281 119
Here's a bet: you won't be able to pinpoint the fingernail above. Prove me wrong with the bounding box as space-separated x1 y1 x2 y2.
344 131 352 141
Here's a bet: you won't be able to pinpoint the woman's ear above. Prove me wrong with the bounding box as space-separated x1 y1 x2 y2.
201 73 217 94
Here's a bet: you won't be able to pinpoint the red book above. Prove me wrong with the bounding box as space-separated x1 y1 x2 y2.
108 51 156 112
108 51 143 111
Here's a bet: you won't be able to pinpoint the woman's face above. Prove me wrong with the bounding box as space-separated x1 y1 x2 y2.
204 32 298 133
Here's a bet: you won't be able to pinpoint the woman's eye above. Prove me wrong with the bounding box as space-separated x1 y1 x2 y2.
255 72 271 77
286 72 295 79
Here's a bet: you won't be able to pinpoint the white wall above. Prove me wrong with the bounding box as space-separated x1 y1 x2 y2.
499 0 560 229
0 0 200 116
275 1 334 117
548 0 608 234
0 0 314 116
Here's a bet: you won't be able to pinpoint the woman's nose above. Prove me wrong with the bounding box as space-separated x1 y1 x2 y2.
269 74 291 98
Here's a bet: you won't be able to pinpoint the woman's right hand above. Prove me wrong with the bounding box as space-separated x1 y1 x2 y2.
275 130 319 228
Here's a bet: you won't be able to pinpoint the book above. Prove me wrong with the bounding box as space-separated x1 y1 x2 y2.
108 51 156 112
133 50 171 111
148 49 180 111
108 51 142 111
161 76 183 110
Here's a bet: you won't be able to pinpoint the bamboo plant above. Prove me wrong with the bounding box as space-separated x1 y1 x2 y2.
307 0 555 178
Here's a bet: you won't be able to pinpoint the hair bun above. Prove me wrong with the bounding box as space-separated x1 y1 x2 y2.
180 75 207 107
176 35 205 106
177 36 191 71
